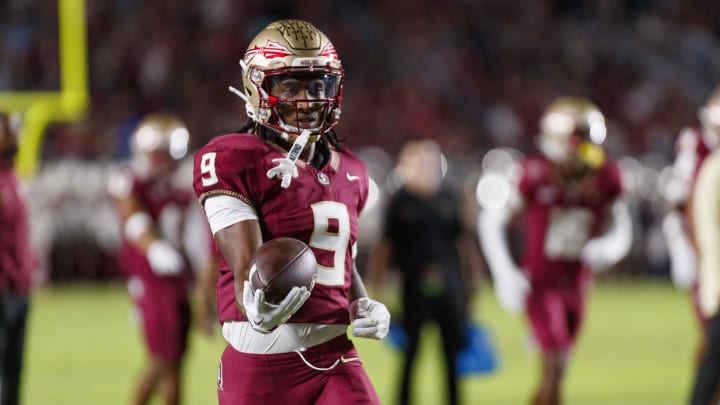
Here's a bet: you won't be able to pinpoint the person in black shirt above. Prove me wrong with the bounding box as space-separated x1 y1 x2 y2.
367 138 481 405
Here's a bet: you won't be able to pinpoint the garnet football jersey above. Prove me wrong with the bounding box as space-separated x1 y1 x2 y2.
0 166 34 295
517 155 623 283
116 169 194 284
193 133 369 326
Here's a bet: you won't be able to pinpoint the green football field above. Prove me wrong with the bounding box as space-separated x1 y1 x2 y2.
22 280 698 405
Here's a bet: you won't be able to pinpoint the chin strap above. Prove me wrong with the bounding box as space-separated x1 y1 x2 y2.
266 129 311 188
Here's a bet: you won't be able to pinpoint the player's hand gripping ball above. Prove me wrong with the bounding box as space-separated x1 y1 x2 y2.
249 237 318 304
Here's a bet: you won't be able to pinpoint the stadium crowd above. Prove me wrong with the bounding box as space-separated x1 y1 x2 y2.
2 0 720 157
2 1 720 404
1 1 720 279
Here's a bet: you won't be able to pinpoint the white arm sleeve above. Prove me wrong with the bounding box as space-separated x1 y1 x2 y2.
581 199 633 272
598 199 633 261
203 195 259 235
478 194 529 314
477 197 523 281
665 128 700 205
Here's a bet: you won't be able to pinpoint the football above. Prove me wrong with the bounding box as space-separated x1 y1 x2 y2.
248 237 318 304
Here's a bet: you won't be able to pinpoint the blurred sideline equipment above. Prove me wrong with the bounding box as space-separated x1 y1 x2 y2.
0 0 89 178
386 320 498 377
479 96 632 405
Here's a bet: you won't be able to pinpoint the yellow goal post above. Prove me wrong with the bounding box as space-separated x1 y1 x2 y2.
0 0 89 177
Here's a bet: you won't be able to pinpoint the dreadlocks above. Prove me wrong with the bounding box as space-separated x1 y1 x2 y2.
237 119 346 169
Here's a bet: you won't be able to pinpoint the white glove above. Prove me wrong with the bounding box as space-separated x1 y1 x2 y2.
242 280 310 333
493 268 529 314
580 238 613 274
147 239 184 276
349 297 390 340
266 158 299 189
580 199 633 274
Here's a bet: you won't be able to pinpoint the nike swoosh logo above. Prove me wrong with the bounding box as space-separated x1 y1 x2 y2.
340 356 359 363
346 172 359 181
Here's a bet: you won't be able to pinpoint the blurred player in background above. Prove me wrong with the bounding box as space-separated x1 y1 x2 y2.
192 19 389 404
0 112 36 405
366 138 481 405
108 113 196 405
688 104 720 405
662 86 720 364
478 97 633 405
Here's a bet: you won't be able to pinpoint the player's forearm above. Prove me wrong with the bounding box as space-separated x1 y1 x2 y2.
213 220 263 313
115 196 162 253
478 207 518 279
112 190 190 277
197 255 219 304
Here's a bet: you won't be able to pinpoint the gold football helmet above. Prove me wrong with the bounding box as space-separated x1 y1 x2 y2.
538 96 607 169
131 113 189 176
698 85 720 147
233 19 344 142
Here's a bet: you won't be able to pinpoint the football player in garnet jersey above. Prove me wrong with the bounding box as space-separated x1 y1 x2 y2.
662 86 720 370
478 97 633 405
0 112 36 405
192 20 389 405
108 113 195 405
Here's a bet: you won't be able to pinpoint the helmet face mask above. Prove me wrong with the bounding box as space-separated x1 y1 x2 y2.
538 97 607 170
238 20 344 143
265 69 343 136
